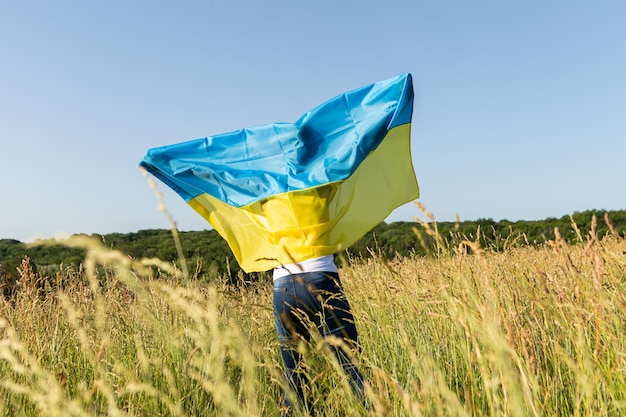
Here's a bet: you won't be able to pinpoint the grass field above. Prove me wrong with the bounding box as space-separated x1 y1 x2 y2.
1 215 625 416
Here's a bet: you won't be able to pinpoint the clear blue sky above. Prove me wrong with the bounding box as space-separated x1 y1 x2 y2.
2 1 625 242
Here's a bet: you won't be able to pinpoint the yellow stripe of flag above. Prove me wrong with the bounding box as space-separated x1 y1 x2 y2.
188 123 418 272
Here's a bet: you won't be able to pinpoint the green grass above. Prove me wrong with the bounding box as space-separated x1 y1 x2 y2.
1 223 626 416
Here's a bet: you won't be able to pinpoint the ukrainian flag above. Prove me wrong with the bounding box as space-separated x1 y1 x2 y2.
140 73 419 272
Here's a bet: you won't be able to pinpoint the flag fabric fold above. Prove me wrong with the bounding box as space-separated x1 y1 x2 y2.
140 73 419 272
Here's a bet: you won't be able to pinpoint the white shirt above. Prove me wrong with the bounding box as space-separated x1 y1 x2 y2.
272 255 338 280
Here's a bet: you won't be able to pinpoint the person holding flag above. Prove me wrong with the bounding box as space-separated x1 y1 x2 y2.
140 72 419 415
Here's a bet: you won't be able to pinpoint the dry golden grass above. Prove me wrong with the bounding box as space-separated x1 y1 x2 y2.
1 218 625 416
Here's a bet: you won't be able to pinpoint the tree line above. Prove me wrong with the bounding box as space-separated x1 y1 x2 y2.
1 209 624 287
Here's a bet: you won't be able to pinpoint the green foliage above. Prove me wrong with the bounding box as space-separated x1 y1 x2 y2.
345 209 626 260
1 210 625 287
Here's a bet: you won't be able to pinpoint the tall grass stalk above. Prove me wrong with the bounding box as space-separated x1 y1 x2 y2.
1 215 625 416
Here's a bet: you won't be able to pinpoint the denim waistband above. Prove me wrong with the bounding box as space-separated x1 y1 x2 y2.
272 271 340 286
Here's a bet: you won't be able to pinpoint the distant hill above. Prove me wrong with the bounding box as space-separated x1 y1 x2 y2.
1 209 624 286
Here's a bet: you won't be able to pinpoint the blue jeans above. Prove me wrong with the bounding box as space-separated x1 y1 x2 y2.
273 271 365 414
